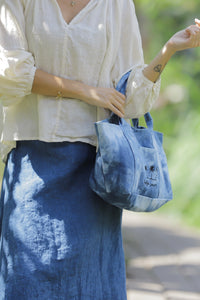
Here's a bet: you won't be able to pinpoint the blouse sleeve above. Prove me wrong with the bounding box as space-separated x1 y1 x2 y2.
0 0 36 106
111 0 161 119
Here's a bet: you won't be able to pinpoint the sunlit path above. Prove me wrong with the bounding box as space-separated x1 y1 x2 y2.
122 211 200 300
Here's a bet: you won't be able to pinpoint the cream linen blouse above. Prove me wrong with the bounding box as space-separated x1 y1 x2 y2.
0 0 160 161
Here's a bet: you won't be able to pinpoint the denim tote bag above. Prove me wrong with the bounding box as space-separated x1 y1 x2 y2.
89 71 173 212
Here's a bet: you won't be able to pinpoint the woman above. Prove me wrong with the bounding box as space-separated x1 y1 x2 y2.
0 0 200 299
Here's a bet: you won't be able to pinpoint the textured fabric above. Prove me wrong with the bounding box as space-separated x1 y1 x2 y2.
90 72 173 212
0 0 160 161
0 141 127 300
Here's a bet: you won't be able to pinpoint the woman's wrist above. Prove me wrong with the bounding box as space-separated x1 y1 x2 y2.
164 40 177 57
63 80 100 106
142 42 176 83
61 79 88 100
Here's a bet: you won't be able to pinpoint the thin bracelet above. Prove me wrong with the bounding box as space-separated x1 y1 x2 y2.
56 91 63 99
56 79 64 99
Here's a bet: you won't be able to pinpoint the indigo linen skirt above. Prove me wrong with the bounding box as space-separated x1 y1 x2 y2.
0 141 127 300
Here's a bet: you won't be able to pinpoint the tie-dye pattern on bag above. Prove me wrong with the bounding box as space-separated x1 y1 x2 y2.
89 71 173 212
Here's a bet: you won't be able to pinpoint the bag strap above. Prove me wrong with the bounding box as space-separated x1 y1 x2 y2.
109 70 154 130
115 70 131 94
109 71 131 125
132 113 153 129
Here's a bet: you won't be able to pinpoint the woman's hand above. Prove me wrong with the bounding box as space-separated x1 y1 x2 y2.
143 19 200 83
166 19 200 53
80 85 126 118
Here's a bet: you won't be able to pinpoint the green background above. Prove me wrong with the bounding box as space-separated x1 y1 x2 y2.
134 0 200 227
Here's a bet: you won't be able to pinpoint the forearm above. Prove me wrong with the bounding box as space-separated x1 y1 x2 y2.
31 69 126 118
143 21 200 83
143 41 176 83
31 69 86 99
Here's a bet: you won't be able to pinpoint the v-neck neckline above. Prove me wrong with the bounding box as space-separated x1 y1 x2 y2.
54 0 96 27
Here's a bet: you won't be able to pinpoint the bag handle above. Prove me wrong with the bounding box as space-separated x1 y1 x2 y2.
109 71 154 129
132 113 153 129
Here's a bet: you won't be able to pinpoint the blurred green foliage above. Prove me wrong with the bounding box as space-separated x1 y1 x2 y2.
134 0 200 227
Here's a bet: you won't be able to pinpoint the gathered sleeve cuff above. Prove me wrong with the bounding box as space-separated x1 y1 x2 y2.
0 50 36 106
0 0 36 107
124 65 161 119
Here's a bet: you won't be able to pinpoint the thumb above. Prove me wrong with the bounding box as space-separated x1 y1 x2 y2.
185 28 192 37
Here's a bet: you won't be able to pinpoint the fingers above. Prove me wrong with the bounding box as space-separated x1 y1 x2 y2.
109 104 124 118
100 89 125 118
195 18 200 27
107 90 125 118
184 24 200 47
89 87 126 118
115 90 126 105
186 25 200 36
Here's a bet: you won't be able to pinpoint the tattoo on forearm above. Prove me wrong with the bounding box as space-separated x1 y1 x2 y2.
153 64 162 73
